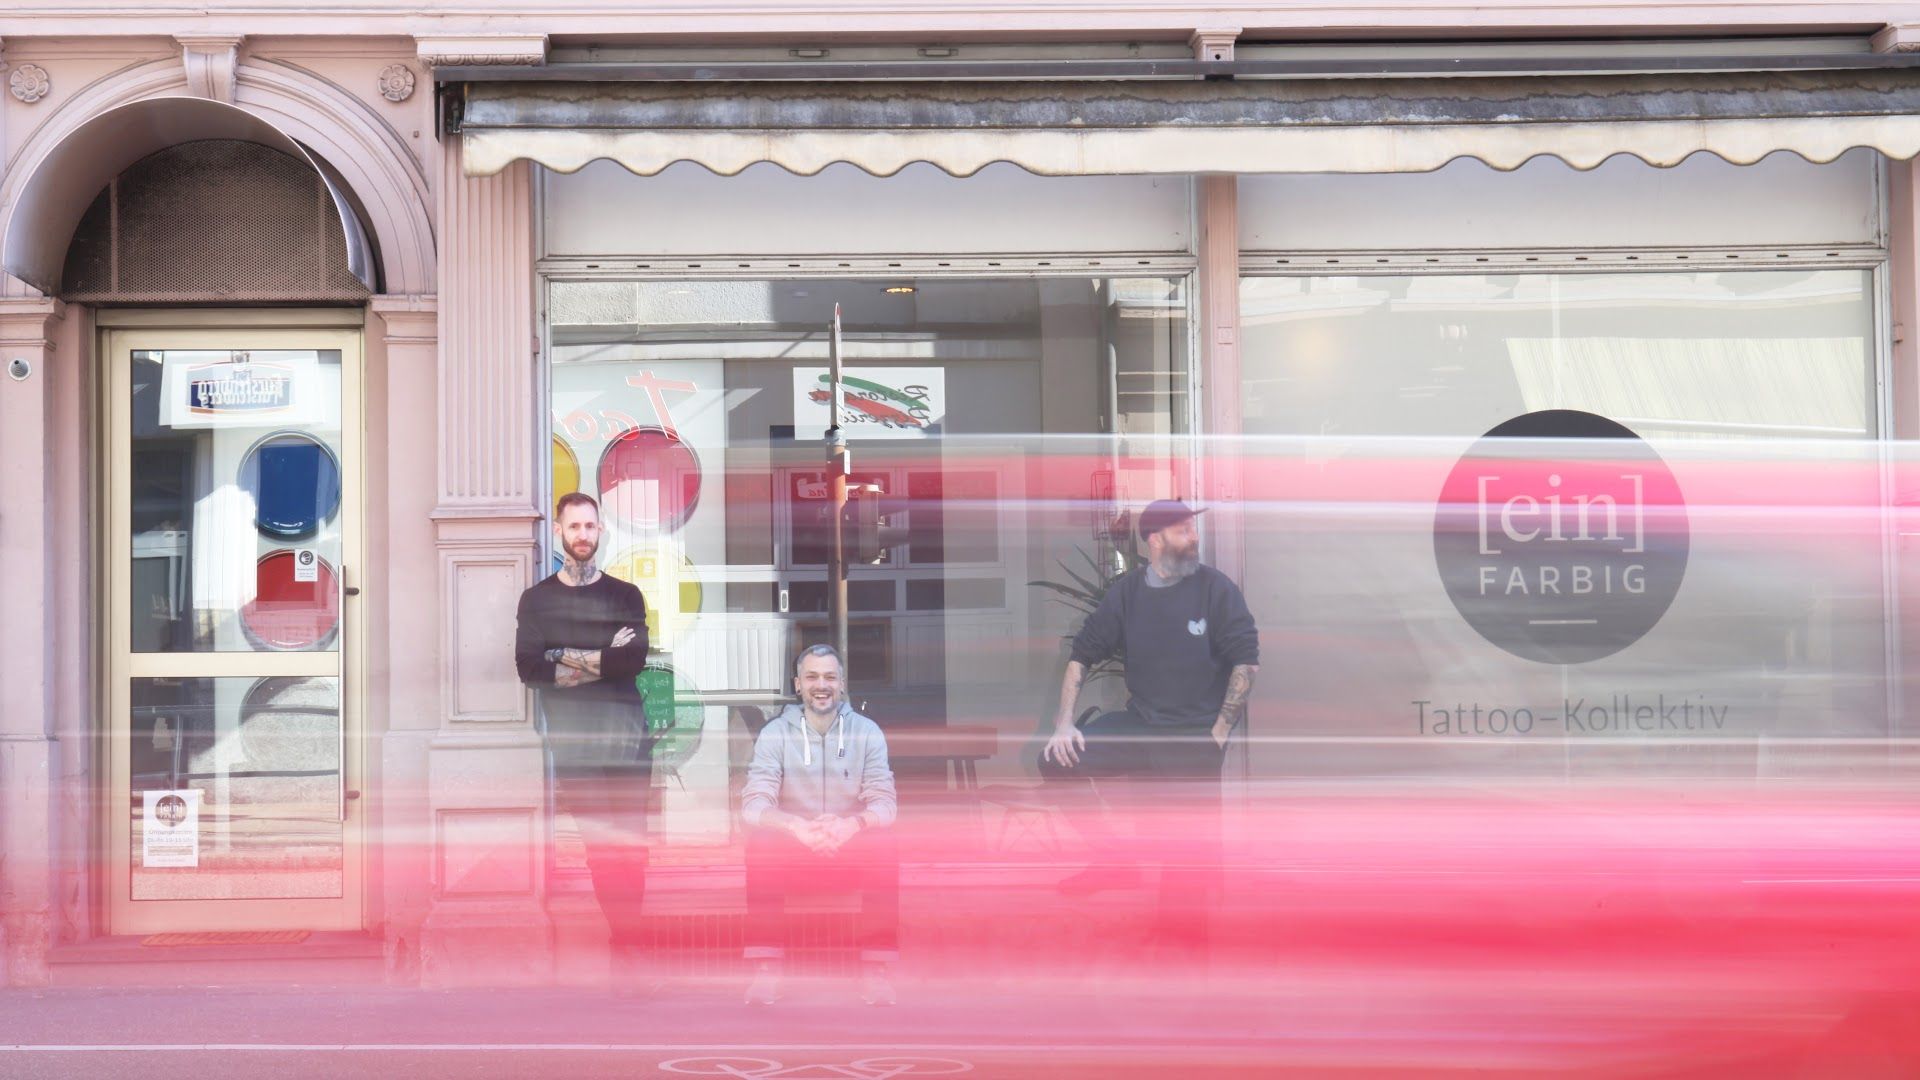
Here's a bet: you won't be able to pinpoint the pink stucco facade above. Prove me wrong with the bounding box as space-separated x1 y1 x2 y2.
4 2 1920 987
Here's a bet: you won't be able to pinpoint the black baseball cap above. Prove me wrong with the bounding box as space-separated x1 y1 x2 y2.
1136 499 1206 541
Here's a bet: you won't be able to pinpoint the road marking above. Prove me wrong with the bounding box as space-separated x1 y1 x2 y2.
0 1037 1167 1045
1743 877 1920 884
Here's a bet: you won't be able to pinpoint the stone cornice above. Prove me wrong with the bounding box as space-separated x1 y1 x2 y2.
370 294 439 343
0 298 66 352
0 4 1904 40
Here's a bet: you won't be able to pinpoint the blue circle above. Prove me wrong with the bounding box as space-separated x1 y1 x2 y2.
239 432 341 540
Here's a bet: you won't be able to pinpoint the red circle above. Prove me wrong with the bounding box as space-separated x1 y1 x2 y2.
596 427 701 533
241 551 340 651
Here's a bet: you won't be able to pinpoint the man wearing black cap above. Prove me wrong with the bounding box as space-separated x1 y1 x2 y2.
1041 499 1260 931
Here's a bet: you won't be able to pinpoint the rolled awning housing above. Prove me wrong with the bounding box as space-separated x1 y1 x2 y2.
453 67 1920 179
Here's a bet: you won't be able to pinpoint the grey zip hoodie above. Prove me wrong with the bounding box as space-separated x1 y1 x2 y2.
740 701 897 829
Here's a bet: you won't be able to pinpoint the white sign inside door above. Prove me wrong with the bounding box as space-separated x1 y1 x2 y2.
141 789 201 868
158 352 333 429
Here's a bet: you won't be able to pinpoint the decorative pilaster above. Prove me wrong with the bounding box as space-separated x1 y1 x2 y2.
416 137 550 986
0 298 64 986
434 141 539 724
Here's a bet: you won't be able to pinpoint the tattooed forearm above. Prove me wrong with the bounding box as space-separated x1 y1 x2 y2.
1217 664 1258 729
553 663 602 689
556 648 603 676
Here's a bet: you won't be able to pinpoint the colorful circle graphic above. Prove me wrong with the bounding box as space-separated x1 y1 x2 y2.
551 435 580 512
636 662 705 772
238 431 341 540
596 426 701 533
603 541 703 649
238 677 340 806
241 550 340 651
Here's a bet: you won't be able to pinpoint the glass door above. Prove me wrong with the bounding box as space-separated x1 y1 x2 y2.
105 324 363 934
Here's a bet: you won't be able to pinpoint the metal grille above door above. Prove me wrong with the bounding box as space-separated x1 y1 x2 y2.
61 139 374 303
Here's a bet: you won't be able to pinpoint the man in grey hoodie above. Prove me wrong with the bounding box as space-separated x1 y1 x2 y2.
739 644 899 1006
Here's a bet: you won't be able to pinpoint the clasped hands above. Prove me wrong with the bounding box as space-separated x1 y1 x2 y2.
784 813 863 856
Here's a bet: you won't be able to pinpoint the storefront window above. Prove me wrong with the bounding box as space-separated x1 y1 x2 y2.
1237 268 1885 779
547 275 1191 846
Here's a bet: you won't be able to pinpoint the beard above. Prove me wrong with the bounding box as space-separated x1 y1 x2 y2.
564 536 599 565
1160 540 1200 580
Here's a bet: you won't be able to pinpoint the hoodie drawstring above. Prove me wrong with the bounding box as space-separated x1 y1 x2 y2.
794 704 845 768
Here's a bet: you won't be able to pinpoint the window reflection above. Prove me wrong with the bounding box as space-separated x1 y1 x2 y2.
546 275 1192 844
129 350 345 653
1236 269 1887 779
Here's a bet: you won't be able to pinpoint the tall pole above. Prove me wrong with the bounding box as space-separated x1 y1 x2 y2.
826 304 850 678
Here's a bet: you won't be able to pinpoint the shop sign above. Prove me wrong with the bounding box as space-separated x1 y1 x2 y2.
1433 409 1689 664
793 367 944 439
160 353 325 429
141 789 201 868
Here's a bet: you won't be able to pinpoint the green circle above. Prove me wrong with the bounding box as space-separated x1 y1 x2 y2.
636 662 704 770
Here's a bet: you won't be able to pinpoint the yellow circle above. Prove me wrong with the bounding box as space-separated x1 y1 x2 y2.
551 436 581 512
604 541 703 649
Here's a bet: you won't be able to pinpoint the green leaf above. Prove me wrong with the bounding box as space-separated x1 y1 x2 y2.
1055 559 1104 600
1027 543 1130 679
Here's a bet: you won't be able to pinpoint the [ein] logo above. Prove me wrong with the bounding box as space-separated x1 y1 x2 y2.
1433 410 1689 665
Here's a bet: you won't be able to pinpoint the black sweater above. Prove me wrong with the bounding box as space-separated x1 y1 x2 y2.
1070 564 1260 728
514 573 651 764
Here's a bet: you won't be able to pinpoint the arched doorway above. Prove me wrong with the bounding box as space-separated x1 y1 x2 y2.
7 96 381 936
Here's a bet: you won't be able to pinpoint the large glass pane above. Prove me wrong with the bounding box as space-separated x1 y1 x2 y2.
1237 269 1883 779
547 275 1192 845
1239 271 1873 439
129 676 342 900
130 349 344 653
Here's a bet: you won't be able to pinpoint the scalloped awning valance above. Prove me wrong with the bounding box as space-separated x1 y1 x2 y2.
451 66 1920 178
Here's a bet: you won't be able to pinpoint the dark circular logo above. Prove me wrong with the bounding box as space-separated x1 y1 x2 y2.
1434 410 1688 665
155 793 189 827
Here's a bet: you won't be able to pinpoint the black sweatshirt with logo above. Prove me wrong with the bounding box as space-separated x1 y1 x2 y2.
1069 564 1260 728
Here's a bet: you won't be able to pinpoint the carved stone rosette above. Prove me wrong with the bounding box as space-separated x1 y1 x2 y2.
9 63 50 104
379 63 416 102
